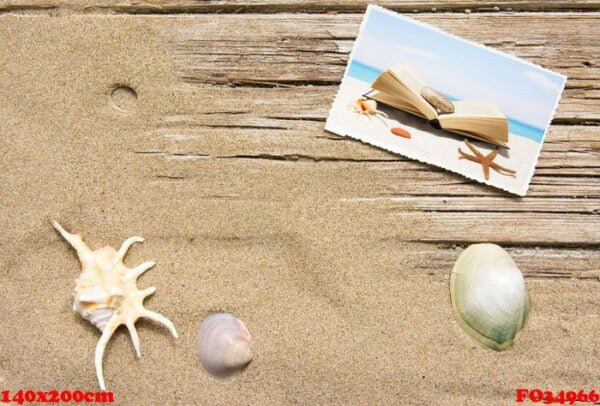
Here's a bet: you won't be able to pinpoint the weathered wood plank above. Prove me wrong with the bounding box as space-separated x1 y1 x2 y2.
135 156 600 246
3 0 600 14
168 13 599 82
132 63 599 203
400 246 600 279
150 160 600 199
133 121 600 243
147 103 600 175
161 13 600 121
390 212 599 245
341 196 599 214
142 80 600 188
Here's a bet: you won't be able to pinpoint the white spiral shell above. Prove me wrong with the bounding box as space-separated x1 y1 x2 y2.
53 221 178 390
197 313 253 379
450 243 530 351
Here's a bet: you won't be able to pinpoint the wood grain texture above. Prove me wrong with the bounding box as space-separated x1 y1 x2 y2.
161 13 600 123
3 0 600 13
119 12 599 243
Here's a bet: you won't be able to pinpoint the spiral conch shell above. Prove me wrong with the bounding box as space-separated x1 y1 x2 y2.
450 244 530 351
197 313 253 379
52 221 178 390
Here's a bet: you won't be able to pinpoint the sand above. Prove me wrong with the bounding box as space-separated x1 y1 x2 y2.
0 15 598 406
326 77 542 196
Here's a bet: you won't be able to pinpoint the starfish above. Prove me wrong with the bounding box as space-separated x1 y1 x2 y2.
458 139 516 180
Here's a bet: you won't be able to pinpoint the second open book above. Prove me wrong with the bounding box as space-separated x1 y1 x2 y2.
368 64 509 147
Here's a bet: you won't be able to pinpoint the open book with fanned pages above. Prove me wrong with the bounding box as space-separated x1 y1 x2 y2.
366 64 509 147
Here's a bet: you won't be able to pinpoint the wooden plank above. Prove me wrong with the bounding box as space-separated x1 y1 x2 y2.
389 212 599 245
342 196 599 214
161 13 600 121
0 15 596 240
1 13 593 205
133 109 600 246
144 97 600 175
133 160 600 245
138 81 600 185
166 13 599 81
404 246 600 278
3 0 600 14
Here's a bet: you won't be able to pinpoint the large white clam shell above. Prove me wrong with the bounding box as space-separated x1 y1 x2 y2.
197 313 253 379
450 243 530 351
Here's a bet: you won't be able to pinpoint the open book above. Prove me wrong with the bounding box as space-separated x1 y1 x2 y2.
367 64 509 147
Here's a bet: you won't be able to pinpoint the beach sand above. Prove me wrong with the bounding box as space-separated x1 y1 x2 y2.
0 15 598 405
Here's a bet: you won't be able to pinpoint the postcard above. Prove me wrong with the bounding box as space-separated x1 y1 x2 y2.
325 5 566 196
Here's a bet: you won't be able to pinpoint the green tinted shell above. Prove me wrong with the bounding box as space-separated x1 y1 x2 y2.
450 244 530 351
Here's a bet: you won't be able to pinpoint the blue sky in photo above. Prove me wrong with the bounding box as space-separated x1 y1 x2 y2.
348 7 565 141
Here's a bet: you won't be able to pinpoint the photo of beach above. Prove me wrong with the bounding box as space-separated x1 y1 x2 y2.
326 5 566 195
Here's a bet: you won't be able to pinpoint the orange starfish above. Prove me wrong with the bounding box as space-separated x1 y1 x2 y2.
458 139 516 180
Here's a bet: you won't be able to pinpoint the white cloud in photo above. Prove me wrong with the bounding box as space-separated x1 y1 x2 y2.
523 70 563 93
389 44 442 62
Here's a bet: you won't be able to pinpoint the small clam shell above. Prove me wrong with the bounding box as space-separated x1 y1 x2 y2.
197 313 253 379
450 244 530 351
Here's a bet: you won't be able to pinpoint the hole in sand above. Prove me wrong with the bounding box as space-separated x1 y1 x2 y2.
110 85 137 112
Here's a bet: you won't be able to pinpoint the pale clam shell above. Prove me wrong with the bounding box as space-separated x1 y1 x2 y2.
197 313 253 379
450 244 530 351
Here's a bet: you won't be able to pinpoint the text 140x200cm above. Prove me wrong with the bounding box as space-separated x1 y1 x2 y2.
1 389 114 404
